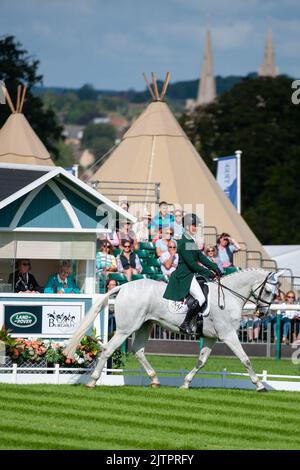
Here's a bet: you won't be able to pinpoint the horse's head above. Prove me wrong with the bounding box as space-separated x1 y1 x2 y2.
251 270 285 317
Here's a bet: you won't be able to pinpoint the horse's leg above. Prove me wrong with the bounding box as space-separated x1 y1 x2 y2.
131 321 160 388
222 331 267 392
181 337 216 389
86 330 129 388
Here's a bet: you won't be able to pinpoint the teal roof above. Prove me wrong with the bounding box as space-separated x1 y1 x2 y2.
0 166 134 232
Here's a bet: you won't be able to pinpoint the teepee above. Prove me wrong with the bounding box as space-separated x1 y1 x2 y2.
89 73 268 256
0 85 54 166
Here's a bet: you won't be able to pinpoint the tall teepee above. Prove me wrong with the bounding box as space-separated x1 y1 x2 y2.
89 73 268 256
258 27 279 78
0 85 54 166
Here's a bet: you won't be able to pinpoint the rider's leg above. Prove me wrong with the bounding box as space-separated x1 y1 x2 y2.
179 276 205 335
190 276 207 314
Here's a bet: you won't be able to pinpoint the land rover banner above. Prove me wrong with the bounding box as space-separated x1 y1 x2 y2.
4 303 84 336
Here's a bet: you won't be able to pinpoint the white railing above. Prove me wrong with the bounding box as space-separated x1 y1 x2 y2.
1 363 300 391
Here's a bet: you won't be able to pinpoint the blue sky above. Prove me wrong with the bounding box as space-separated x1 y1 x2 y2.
1 0 299 90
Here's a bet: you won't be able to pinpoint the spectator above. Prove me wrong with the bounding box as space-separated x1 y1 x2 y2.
132 209 151 243
281 291 298 345
205 245 224 273
155 227 174 257
150 201 174 239
116 241 142 281
8 259 40 293
96 240 117 275
159 240 178 278
173 210 184 240
113 220 138 250
44 260 80 294
216 232 241 274
240 312 261 342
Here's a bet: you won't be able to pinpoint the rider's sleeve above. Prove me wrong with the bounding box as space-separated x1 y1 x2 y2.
198 250 219 272
180 248 215 278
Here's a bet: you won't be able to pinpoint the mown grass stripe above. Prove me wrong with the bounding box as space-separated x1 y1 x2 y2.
1 386 300 421
1 384 300 449
2 397 300 448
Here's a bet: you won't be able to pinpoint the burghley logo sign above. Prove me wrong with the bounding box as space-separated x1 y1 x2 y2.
4 303 83 336
10 312 37 328
42 305 82 335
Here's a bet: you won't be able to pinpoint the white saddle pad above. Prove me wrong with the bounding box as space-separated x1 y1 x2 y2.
168 300 188 315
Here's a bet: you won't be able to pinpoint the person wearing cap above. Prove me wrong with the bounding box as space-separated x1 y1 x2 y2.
163 213 222 334
132 209 151 243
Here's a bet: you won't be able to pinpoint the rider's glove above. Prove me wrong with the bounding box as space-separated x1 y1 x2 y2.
214 267 222 278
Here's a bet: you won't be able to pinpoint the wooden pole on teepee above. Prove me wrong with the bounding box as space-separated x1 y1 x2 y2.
16 85 21 112
151 72 160 101
19 85 27 112
160 72 170 101
143 73 156 101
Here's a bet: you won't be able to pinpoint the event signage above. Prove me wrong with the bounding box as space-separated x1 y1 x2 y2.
4 303 84 337
216 155 238 209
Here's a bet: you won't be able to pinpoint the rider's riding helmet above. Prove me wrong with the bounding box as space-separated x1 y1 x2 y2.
182 213 202 228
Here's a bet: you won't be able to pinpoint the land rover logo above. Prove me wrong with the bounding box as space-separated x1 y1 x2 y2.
10 312 37 328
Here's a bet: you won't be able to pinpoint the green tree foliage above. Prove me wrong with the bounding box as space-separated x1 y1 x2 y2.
181 76 300 244
0 36 63 160
82 123 116 159
77 83 98 101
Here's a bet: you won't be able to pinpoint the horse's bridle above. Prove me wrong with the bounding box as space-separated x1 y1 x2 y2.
215 272 275 313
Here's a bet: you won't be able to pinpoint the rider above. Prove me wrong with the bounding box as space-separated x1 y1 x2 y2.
163 213 222 334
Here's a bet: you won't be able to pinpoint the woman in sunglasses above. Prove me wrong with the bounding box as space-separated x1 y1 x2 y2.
205 245 224 274
8 259 40 293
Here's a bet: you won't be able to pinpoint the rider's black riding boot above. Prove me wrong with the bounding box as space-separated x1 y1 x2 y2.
179 297 201 335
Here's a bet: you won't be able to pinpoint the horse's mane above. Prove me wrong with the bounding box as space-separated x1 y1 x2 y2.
220 267 269 280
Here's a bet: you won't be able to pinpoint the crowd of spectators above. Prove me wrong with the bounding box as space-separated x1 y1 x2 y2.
240 287 300 345
97 200 241 292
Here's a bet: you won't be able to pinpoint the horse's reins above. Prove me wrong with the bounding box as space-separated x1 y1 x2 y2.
214 273 273 311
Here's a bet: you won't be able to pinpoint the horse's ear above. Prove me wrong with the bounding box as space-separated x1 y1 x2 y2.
273 270 286 282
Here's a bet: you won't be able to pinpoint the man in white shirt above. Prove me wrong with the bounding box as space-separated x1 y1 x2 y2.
159 240 179 278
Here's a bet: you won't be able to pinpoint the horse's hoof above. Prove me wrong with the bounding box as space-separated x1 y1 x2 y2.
180 384 189 389
85 380 97 389
257 387 268 392
150 382 160 388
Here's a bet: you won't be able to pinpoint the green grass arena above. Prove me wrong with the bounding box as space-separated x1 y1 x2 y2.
1 355 300 450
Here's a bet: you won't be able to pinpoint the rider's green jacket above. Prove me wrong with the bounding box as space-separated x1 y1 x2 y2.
163 233 219 301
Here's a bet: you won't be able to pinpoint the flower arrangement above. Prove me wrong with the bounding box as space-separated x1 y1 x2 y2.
0 325 103 367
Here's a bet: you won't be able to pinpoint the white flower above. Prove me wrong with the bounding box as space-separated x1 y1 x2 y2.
78 358 85 364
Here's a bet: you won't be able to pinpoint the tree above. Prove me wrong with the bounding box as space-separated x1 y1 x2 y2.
0 35 63 160
81 123 116 159
181 76 300 244
77 84 98 101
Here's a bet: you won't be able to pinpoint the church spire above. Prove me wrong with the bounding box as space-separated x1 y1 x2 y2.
258 27 279 77
196 29 216 105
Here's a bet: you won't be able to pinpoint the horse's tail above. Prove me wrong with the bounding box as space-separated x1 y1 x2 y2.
64 284 123 358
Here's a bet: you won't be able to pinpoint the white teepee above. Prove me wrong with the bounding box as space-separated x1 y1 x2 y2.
89 73 268 256
0 85 54 166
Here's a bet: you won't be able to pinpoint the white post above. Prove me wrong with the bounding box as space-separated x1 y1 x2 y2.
235 150 242 214
72 164 79 178
13 362 17 384
54 363 60 384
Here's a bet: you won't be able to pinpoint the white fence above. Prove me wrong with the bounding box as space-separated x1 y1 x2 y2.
1 363 300 391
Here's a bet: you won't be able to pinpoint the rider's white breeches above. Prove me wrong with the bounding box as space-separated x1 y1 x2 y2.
190 276 210 317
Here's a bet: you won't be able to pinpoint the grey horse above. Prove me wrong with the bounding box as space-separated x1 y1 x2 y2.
66 268 282 391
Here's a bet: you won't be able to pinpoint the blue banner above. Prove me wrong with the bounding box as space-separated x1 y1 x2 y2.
216 155 237 208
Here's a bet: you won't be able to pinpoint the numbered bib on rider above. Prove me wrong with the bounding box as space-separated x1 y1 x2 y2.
168 300 188 315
